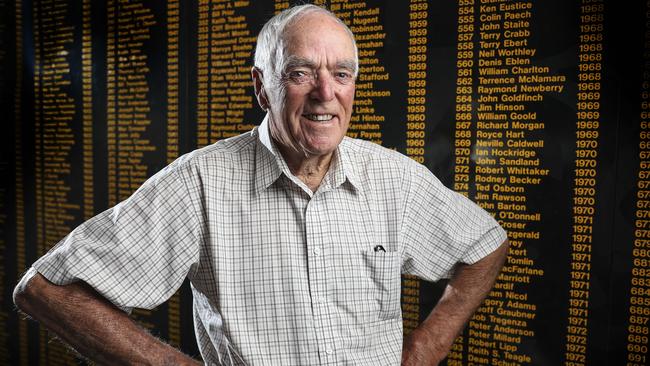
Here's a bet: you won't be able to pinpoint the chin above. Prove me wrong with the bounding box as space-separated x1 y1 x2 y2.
305 141 340 157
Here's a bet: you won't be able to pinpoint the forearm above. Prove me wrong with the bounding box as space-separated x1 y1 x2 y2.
14 272 201 366
403 239 509 365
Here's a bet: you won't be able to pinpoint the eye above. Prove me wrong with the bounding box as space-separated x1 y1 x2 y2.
335 71 353 84
290 70 306 78
287 70 313 84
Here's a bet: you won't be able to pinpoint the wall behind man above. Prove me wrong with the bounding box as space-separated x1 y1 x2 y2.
0 0 646 365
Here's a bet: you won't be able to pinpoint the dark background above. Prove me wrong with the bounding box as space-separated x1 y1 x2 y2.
1 0 648 365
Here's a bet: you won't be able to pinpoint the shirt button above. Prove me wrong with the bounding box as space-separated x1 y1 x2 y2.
326 347 334 355
316 297 325 304
313 247 321 256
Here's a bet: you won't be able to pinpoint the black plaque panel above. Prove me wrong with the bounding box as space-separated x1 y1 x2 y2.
2 1 650 365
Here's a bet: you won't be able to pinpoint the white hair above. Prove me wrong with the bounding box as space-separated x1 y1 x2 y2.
254 4 359 88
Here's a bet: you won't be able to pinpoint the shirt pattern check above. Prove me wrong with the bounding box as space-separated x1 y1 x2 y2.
31 117 507 365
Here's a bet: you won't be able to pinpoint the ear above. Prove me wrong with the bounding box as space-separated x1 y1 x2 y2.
251 67 270 111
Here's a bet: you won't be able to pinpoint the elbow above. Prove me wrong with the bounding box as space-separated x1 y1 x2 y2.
13 269 40 315
13 288 30 315
495 239 509 267
500 238 509 255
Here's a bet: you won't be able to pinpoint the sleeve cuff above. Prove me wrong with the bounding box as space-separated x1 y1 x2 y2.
461 225 508 265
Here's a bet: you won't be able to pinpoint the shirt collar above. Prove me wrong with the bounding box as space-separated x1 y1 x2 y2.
254 115 283 194
325 138 360 193
254 115 360 195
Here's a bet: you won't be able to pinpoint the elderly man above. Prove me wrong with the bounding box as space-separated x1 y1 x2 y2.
14 4 508 365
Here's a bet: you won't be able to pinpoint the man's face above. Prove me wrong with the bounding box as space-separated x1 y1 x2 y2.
269 13 356 158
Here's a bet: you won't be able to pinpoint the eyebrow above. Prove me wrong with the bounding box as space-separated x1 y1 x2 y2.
283 56 316 72
337 60 357 72
283 56 357 73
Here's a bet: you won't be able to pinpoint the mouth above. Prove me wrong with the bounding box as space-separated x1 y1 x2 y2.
302 113 335 122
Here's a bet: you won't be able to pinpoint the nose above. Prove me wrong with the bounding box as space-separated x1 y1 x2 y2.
310 72 335 102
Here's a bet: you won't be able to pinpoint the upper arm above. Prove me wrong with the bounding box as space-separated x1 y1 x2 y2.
27 164 202 312
401 165 508 281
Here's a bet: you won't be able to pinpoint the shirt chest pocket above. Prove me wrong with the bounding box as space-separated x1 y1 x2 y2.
359 250 402 321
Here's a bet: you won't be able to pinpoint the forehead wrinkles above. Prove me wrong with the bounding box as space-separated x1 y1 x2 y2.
283 14 354 52
283 55 356 73
282 41 355 77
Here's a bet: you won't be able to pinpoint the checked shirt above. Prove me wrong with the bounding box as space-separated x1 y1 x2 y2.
29 116 506 365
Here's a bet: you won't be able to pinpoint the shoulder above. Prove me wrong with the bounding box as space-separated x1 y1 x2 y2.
340 137 431 183
172 130 257 170
180 131 256 166
147 131 258 186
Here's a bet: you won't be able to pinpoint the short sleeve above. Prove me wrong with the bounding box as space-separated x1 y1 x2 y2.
32 163 201 312
401 164 507 282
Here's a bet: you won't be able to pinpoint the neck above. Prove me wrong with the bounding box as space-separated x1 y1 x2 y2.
277 144 334 193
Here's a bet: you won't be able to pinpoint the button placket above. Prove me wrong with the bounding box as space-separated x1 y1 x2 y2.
305 197 331 361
